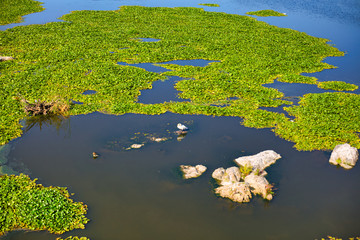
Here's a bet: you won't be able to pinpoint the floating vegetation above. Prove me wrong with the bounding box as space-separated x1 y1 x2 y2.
317 81 358 91
198 3 220 7
0 0 44 25
0 174 89 236
276 92 360 150
56 237 90 240
246 10 287 17
0 6 348 150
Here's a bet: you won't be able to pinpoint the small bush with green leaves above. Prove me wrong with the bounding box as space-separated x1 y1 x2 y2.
0 0 44 25
0 174 89 236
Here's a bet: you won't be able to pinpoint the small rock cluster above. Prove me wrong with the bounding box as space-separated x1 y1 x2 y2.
180 165 207 179
213 150 281 203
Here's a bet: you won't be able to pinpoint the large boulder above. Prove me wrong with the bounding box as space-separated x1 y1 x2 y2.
244 173 273 200
234 150 281 171
214 182 252 203
180 165 207 179
212 166 241 185
329 143 359 169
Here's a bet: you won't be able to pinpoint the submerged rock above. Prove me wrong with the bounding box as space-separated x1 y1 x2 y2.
244 173 273 200
329 143 359 169
180 165 207 179
214 182 252 203
0 165 19 175
0 145 11 165
234 150 281 171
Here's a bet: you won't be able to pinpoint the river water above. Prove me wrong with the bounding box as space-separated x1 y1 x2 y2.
1 0 359 239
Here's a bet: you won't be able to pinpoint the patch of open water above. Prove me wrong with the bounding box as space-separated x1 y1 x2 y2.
1 0 360 239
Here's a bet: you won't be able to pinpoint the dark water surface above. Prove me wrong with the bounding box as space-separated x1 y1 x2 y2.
1 0 360 239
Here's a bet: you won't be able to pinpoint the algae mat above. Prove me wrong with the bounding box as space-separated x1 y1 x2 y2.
1 6 356 150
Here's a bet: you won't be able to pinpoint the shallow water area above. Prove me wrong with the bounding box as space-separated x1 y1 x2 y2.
3 112 360 240
1 0 360 239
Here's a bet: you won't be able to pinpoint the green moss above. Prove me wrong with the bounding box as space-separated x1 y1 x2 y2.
0 6 347 150
317 81 358 91
0 0 44 25
246 10 287 17
0 174 89 236
198 3 220 7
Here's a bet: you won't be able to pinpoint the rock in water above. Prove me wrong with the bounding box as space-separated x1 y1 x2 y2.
329 143 359 169
212 167 242 185
234 150 281 171
180 165 207 179
214 182 252 203
244 173 273 200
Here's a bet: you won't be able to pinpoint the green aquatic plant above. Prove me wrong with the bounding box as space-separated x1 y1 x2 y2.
0 6 349 150
0 174 89 236
56 237 90 240
246 10 287 17
275 92 360 150
240 164 252 177
198 3 220 7
0 0 44 25
317 81 358 91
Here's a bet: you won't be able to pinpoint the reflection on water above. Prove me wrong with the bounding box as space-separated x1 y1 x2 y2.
3 112 360 240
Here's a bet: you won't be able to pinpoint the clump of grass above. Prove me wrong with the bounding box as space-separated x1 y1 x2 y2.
0 0 44 25
246 10 287 17
317 81 358 91
240 164 253 177
198 3 220 7
0 174 89 236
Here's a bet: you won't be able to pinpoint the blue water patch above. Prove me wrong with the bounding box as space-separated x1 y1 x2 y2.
118 59 219 103
137 38 161 42
159 59 220 67
82 90 97 95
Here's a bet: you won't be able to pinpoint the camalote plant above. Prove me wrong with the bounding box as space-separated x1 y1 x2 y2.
56 237 90 240
317 81 358 91
0 174 89 236
246 10 287 17
0 0 44 25
1 6 353 150
198 3 220 7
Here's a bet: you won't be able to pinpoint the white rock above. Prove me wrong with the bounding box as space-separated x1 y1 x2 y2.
234 150 281 171
212 166 241 185
329 143 359 169
244 173 273 200
180 165 207 179
0 56 14 61
214 182 252 203
131 143 144 149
